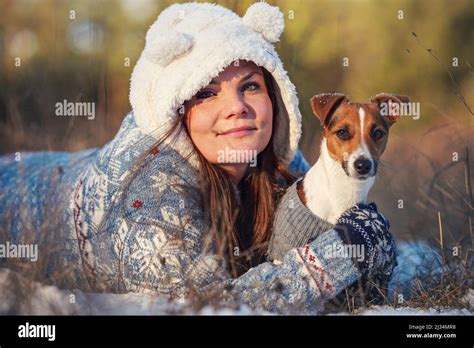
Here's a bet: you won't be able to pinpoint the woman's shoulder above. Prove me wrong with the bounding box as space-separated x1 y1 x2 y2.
127 144 201 198
94 112 195 182
95 112 155 173
78 112 204 232
108 128 204 232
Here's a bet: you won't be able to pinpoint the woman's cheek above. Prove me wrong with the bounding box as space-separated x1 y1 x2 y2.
258 102 273 145
189 112 221 163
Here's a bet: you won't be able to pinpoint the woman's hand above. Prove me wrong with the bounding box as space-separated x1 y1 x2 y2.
333 203 397 277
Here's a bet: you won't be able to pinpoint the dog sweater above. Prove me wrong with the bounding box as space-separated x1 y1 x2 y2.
267 178 335 261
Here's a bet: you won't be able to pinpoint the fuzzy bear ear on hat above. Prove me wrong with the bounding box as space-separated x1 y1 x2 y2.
143 29 193 67
243 2 285 43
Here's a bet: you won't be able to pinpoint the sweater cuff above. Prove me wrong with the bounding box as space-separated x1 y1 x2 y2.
289 228 361 299
268 178 335 261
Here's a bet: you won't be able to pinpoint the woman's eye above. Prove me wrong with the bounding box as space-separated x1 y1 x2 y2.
336 129 350 140
372 129 385 141
241 82 260 92
196 90 215 99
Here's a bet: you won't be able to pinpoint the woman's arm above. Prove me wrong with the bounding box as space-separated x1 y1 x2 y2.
211 229 362 314
104 154 394 314
116 185 362 314
209 203 396 314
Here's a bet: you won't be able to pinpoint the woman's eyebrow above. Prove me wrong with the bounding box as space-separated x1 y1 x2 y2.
240 71 262 82
208 70 262 85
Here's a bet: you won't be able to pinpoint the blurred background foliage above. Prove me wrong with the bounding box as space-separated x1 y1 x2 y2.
0 0 473 247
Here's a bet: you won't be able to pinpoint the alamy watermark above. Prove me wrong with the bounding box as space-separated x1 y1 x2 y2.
324 242 365 262
18 322 55 341
380 100 420 120
55 99 95 120
217 147 257 167
0 241 38 262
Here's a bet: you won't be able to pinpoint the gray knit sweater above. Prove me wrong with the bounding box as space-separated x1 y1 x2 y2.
267 178 335 261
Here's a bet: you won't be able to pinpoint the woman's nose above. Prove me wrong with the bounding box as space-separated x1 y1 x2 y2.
223 92 250 118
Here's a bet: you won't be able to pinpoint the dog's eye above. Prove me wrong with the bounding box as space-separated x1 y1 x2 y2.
336 129 350 140
372 129 385 141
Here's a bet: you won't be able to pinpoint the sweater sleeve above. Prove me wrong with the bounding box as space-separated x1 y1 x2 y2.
214 229 361 314
103 154 361 314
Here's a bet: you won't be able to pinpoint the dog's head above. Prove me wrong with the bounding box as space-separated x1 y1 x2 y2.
310 93 409 180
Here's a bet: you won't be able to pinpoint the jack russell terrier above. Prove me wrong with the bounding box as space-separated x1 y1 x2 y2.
293 93 408 310
268 93 407 310
297 92 409 224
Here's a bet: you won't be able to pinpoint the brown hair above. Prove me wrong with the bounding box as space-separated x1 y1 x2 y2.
121 67 296 278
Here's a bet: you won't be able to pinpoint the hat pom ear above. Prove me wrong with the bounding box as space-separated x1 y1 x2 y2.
144 29 193 67
243 2 284 43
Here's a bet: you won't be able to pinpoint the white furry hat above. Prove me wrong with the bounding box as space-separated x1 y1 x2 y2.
129 2 302 168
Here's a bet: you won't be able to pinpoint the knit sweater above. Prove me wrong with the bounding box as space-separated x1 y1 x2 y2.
267 178 335 261
0 112 362 314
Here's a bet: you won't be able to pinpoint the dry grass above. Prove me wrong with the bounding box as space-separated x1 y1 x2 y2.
403 270 472 310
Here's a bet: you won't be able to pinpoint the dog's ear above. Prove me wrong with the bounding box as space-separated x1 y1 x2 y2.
310 93 348 127
370 93 410 127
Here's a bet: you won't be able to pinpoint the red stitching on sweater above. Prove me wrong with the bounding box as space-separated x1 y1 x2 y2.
149 146 160 156
296 247 322 295
312 264 333 293
309 256 334 294
304 244 310 256
297 247 335 295
132 200 143 209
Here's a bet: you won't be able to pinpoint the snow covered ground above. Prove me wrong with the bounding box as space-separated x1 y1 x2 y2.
0 268 265 315
0 241 472 315
0 267 471 315
0 269 474 315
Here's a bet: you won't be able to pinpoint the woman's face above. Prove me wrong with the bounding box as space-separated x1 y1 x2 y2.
184 60 273 182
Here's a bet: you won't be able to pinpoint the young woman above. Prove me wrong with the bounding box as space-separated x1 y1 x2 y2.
0 2 396 313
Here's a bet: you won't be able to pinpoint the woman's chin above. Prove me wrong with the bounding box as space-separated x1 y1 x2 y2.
217 142 263 153
214 141 263 165
218 134 268 151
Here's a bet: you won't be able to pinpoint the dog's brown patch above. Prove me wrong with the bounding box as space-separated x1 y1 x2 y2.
322 103 392 164
310 94 408 167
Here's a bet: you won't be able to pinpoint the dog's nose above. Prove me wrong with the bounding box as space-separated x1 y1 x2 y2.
354 158 372 175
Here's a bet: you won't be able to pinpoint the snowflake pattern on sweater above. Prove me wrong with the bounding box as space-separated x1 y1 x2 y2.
0 112 362 313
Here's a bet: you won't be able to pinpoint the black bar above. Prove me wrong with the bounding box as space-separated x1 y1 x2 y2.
0 315 472 346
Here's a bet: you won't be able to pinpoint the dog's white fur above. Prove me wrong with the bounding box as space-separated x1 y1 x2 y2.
304 137 375 225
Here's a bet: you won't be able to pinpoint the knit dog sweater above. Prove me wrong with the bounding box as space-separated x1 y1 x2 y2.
267 178 334 261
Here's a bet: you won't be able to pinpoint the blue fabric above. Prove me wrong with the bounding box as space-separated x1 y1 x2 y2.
333 203 397 275
0 149 97 242
288 148 310 174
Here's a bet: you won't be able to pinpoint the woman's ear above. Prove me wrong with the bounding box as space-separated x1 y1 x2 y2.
310 93 348 127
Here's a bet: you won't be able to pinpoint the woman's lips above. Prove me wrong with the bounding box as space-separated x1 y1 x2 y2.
218 126 257 138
